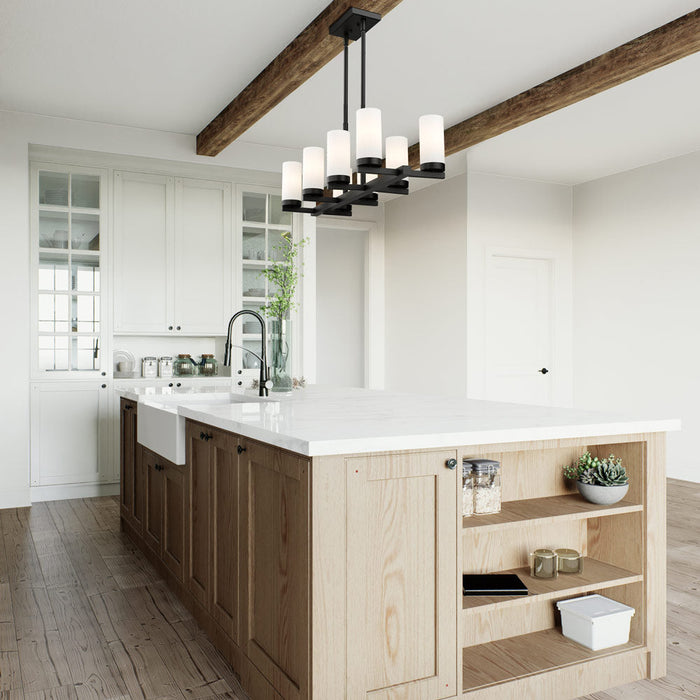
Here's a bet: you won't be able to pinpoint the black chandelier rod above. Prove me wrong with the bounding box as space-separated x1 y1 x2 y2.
342 34 349 132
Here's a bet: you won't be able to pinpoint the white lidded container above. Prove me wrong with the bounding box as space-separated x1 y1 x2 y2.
556 594 635 650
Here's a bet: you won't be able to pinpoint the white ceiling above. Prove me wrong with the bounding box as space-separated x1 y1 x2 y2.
1 0 698 184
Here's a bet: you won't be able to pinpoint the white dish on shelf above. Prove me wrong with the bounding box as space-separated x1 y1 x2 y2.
114 349 135 377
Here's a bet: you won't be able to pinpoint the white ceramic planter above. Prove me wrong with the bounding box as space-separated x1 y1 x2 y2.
576 481 629 505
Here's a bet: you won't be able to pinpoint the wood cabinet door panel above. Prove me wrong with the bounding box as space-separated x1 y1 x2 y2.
120 399 136 519
345 450 458 700
211 435 239 641
143 448 164 555
187 425 213 608
163 463 187 582
241 440 310 700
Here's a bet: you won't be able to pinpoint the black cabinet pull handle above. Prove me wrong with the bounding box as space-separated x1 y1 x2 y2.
445 458 457 470
237 445 246 455
539 367 549 375
200 432 205 440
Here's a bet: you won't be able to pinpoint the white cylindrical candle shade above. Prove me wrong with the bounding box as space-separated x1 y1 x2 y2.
356 108 383 163
419 114 445 168
302 146 325 193
281 161 302 203
326 130 351 183
385 136 408 169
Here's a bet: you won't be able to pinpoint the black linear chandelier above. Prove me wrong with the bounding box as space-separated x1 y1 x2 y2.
281 7 445 218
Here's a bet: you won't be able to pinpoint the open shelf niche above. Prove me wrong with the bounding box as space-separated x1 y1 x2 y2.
459 439 648 694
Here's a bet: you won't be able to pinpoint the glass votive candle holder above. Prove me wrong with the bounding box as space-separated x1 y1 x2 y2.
556 548 583 574
530 548 558 579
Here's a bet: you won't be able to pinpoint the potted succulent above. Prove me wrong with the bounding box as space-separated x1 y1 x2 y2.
563 452 630 505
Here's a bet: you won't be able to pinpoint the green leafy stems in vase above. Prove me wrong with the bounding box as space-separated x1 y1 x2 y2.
258 231 307 393
562 451 630 505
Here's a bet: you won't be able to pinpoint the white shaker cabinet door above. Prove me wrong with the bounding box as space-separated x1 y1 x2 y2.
173 178 232 334
30 381 113 487
114 171 174 333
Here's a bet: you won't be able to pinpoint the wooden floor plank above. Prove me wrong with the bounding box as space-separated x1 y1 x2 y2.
61 536 118 598
17 630 73 694
0 651 23 691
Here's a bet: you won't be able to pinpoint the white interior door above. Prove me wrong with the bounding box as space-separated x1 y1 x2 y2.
483 253 556 406
316 225 368 388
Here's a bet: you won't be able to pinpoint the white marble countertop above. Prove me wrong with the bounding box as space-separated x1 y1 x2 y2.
118 385 681 457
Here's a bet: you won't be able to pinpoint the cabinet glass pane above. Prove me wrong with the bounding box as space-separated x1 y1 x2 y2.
71 212 100 250
242 192 266 222
242 268 266 298
38 335 70 370
72 256 100 292
71 173 100 209
242 340 263 369
72 336 99 371
39 211 69 249
268 229 291 262
39 255 70 291
73 295 100 333
39 172 69 206
38 294 70 333
242 227 266 261
269 194 292 226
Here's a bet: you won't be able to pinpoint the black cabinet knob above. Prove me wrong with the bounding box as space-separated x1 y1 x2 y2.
168 382 173 387
237 381 243 386
101 384 107 389
176 382 181 387
101 371 106 376
237 445 247 455
168 325 173 330
445 458 457 470
176 326 181 331
539 368 549 375
237 369 242 375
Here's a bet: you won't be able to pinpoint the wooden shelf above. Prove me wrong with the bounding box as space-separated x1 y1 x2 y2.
462 628 644 692
463 557 642 611
462 495 642 532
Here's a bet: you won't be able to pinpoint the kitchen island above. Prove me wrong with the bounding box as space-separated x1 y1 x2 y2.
118 386 678 700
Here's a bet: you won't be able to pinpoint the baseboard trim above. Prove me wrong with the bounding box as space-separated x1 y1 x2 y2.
0 488 31 509
31 482 120 502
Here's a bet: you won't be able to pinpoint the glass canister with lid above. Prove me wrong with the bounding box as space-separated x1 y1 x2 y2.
199 354 218 377
471 459 502 514
173 354 198 377
462 459 474 517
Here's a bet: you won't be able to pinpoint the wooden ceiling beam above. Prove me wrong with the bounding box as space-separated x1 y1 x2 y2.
407 9 700 168
197 0 405 157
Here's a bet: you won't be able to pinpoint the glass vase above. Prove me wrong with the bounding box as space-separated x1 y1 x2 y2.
270 317 292 392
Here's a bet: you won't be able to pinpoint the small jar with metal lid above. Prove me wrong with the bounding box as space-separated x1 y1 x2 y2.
158 356 173 378
199 354 218 377
462 460 474 517
173 354 198 377
141 356 157 378
471 459 502 514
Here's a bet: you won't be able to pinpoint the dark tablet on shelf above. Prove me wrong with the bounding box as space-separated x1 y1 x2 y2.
463 574 529 596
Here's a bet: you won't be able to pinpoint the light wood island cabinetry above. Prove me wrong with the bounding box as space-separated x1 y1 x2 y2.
121 410 667 700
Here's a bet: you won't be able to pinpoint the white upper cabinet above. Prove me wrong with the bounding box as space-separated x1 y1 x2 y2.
174 178 232 334
114 171 172 333
114 171 232 335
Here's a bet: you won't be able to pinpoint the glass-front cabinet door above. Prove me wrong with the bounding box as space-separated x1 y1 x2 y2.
32 164 107 376
238 188 294 367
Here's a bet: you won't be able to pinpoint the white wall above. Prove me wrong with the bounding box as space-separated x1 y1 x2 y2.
573 151 700 482
466 172 574 406
0 109 294 508
384 173 469 395
316 226 367 388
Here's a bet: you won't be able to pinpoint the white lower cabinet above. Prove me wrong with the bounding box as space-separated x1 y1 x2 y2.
30 381 115 491
114 171 232 335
